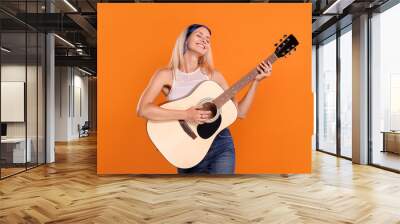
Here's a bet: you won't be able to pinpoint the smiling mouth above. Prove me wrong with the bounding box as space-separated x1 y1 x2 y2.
196 43 206 49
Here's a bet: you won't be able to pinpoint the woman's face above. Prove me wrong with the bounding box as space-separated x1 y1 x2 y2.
186 27 211 56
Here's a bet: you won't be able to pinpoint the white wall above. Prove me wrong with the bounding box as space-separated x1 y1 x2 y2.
55 67 89 141
72 73 89 138
55 67 70 141
1 65 26 131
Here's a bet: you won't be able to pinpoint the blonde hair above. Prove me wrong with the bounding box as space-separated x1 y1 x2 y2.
168 25 214 76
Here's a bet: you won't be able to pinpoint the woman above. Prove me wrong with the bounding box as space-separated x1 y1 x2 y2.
137 24 272 174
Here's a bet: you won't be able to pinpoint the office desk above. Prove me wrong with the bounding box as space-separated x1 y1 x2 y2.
1 138 31 164
382 131 400 154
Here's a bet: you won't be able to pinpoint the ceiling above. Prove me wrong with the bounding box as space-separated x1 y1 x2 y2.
0 0 393 75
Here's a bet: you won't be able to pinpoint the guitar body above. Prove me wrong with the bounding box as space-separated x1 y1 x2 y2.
147 80 238 169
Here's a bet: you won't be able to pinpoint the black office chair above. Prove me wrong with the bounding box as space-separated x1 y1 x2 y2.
78 121 90 138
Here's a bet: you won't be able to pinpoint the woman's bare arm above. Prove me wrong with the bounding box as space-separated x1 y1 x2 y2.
137 69 211 123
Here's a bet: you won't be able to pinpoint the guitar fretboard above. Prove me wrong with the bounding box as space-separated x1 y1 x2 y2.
213 53 278 108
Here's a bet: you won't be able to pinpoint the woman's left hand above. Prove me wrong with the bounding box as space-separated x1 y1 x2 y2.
255 61 272 82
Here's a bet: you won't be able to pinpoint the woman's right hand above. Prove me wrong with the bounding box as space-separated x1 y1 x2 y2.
185 106 212 124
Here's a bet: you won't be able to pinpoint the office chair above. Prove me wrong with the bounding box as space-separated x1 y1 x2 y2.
79 121 90 138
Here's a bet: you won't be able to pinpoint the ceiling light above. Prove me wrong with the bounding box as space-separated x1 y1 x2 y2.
54 34 75 48
63 0 78 12
77 67 93 76
1 47 11 53
322 0 355 15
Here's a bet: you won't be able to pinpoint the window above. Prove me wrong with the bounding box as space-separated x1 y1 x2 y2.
371 3 400 171
339 28 352 158
317 35 337 154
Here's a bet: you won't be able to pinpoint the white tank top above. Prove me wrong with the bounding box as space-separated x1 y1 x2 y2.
167 67 210 101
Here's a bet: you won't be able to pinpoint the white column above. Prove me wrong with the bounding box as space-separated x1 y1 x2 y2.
45 1 55 163
352 14 369 164
46 33 55 163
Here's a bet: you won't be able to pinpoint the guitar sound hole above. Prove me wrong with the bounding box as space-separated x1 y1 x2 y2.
197 115 222 139
201 102 217 119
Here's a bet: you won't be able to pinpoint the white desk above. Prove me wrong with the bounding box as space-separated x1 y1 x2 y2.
1 138 31 163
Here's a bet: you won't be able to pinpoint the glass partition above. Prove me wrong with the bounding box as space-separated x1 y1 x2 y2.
1 30 28 177
0 1 46 179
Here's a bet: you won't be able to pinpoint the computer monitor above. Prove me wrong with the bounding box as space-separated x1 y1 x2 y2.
1 123 7 137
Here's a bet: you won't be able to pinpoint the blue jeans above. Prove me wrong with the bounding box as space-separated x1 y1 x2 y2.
178 128 235 174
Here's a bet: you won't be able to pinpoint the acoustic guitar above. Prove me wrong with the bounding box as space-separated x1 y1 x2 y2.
147 34 299 168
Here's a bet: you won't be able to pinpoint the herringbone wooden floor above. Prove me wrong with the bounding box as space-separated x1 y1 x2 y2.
1 135 400 224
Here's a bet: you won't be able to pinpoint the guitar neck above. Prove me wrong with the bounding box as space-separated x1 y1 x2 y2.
213 53 278 108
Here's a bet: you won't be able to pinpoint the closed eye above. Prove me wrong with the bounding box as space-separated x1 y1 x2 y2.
197 34 210 43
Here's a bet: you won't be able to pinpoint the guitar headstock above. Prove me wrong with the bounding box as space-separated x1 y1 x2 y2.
274 34 299 58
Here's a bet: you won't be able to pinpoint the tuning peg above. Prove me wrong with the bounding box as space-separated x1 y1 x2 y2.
274 43 278 47
294 48 297 51
279 39 283 42
283 34 288 38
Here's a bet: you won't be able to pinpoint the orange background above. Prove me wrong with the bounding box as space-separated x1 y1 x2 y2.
97 3 313 174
